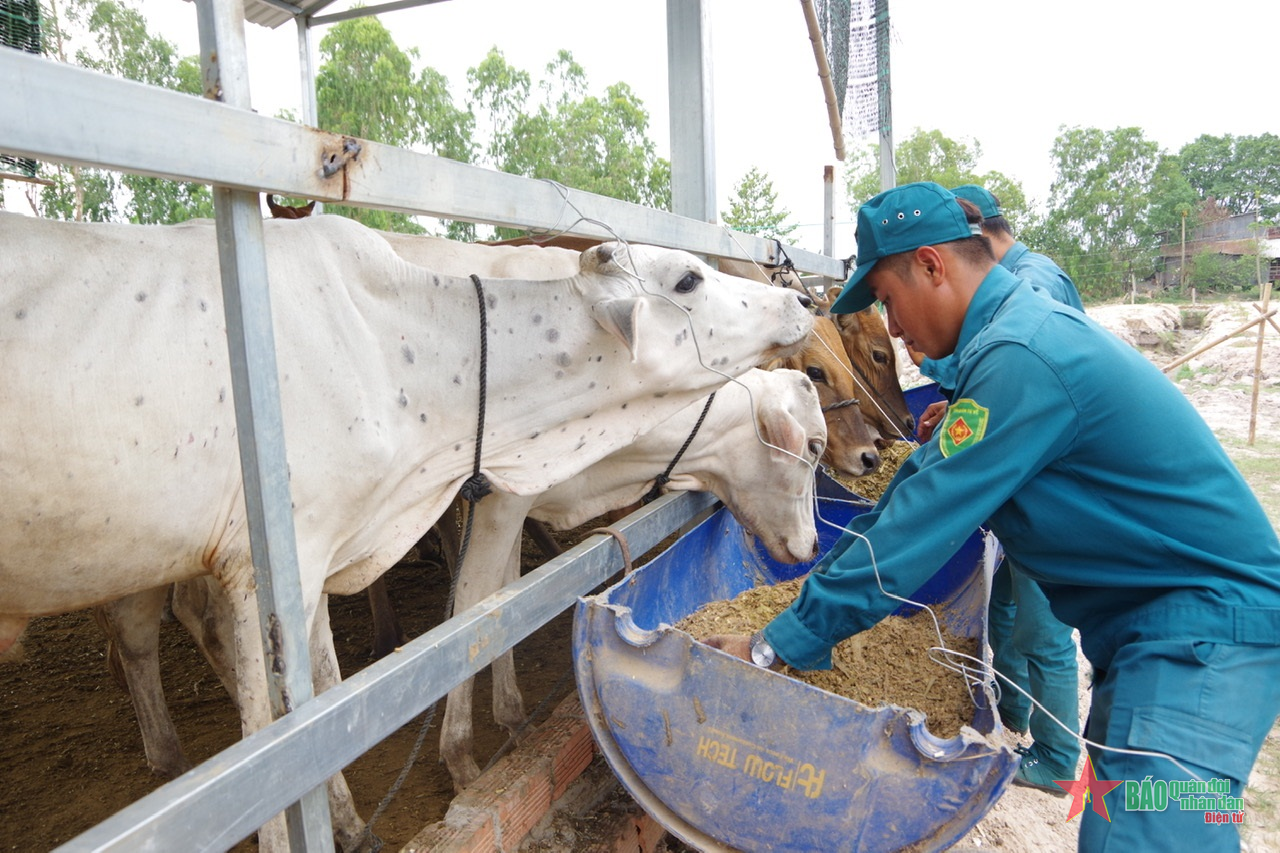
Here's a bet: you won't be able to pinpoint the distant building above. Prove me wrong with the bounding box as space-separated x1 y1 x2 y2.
1156 212 1280 289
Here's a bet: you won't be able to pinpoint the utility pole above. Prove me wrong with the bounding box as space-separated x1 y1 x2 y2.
876 0 894 192
1180 208 1187 294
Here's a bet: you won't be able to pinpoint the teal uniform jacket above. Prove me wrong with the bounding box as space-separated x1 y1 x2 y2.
920 241 1083 390
1002 240 1083 311
766 264 1280 672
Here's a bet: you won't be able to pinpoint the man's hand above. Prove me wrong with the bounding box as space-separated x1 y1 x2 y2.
703 634 752 663
917 400 948 442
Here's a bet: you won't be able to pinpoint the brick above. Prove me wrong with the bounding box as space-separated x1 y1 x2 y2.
399 693 606 853
401 803 496 853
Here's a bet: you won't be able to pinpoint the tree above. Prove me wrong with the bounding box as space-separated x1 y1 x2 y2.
315 15 475 236
36 0 214 223
1178 133 1280 221
471 48 671 237
721 166 797 238
844 129 1027 230
1032 126 1163 299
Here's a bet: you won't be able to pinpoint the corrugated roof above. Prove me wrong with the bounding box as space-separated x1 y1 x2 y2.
241 0 447 30
242 0 332 30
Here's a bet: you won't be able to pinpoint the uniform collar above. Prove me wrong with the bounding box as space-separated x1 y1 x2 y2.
953 264 1022 359
998 241 1029 272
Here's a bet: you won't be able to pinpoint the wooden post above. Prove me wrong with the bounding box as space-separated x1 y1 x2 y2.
1249 281 1272 445
1162 309 1277 373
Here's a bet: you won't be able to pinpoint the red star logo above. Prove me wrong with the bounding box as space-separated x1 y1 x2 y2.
948 417 973 445
1056 754 1124 822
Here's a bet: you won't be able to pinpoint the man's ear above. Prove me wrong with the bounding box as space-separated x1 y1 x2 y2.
915 245 947 285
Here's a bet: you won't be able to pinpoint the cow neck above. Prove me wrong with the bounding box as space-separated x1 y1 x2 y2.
640 392 716 505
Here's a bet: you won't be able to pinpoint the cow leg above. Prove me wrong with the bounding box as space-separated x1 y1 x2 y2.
0 615 29 661
310 595 374 853
365 576 405 660
522 517 562 561
491 538 527 739
174 578 369 853
440 496 533 792
98 586 191 779
171 576 238 701
220 565 297 853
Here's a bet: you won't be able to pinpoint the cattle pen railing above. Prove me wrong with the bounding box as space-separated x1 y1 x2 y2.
0 3 847 850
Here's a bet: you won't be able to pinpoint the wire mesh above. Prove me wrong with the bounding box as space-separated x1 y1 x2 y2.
1 0 42 177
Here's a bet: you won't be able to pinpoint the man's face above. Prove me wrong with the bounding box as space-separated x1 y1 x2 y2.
867 256 960 360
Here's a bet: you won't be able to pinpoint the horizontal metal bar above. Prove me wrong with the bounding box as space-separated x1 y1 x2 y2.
0 50 845 278
58 490 720 853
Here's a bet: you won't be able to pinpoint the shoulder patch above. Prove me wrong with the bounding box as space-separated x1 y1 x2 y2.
939 398 989 457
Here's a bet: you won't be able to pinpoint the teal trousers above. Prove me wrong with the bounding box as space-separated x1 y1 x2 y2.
989 559 1081 775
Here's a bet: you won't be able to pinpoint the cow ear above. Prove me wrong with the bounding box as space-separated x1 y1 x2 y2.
580 242 629 275
757 396 806 461
591 297 644 362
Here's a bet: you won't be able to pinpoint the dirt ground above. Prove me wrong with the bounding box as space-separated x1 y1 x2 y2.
0 530 584 852
2 300 1278 852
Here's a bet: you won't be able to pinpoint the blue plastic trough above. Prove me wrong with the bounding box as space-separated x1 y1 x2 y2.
573 385 1018 852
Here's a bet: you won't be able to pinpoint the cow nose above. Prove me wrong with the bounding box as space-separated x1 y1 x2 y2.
796 293 812 309
862 449 881 474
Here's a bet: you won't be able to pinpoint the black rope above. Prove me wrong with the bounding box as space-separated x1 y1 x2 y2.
359 273 496 849
459 274 493 504
640 392 715 505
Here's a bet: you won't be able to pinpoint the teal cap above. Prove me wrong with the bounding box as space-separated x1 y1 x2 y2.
830 181 980 314
951 184 1001 220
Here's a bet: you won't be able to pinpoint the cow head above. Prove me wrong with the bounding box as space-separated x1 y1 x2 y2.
825 290 915 443
741 369 824 562
763 315 881 479
578 242 814 385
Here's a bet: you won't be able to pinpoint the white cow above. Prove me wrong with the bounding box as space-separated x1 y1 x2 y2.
0 211 813 851
439 367 826 789
103 367 826 794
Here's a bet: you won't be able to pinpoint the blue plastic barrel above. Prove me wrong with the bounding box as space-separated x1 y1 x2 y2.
574 467 1017 852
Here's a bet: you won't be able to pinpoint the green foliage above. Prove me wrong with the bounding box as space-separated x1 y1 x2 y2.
1178 133 1280 220
34 0 213 223
721 166 796 238
1035 126 1163 299
844 129 1027 230
1189 249 1259 292
316 16 475 235
473 48 671 235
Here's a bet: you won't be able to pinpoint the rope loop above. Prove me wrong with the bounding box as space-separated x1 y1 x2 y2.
639 392 715 505
822 397 860 413
459 473 492 503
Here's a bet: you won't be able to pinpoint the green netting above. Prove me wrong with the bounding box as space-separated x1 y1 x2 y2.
0 0 41 53
1 0 42 177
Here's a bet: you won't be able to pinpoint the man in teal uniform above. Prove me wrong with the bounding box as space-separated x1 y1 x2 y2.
953 183 1083 310
947 183 1083 794
709 182 1280 851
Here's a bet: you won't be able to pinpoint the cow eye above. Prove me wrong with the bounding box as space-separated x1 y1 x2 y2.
808 438 825 458
873 350 889 365
675 272 701 294
805 365 826 384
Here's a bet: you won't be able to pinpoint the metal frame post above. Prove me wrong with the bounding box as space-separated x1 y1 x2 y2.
667 0 717 223
193 0 333 848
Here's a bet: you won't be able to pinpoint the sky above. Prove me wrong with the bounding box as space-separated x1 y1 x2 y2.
139 0 1279 256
